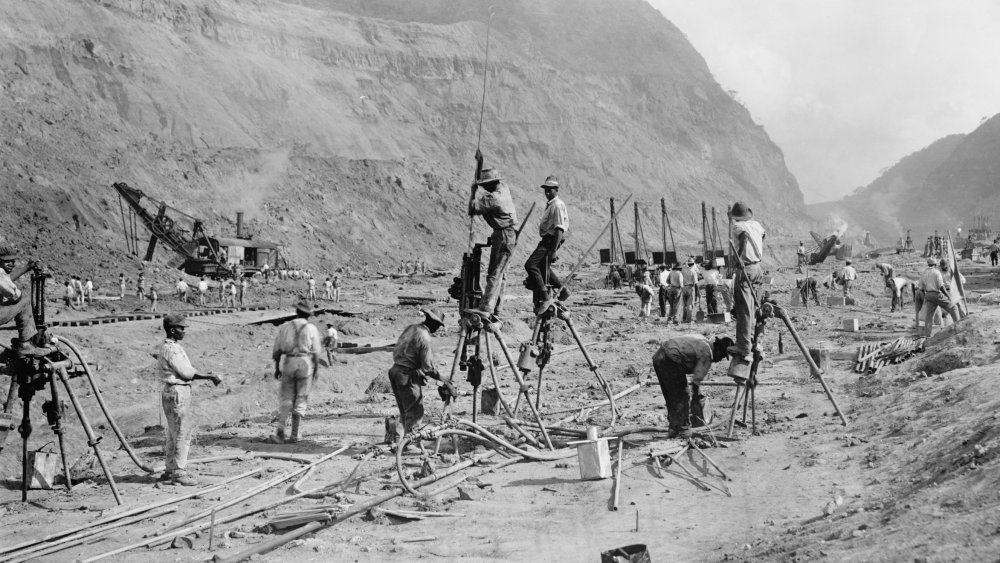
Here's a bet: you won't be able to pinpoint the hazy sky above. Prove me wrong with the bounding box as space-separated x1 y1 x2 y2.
649 0 1000 203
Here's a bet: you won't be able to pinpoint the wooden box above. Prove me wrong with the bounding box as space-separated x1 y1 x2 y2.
827 297 847 306
707 312 732 324
842 319 860 332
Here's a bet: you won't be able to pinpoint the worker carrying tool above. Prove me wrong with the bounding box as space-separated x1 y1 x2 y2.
0 245 50 357
268 300 322 444
158 314 221 486
466 165 518 319
387 308 456 452
652 334 734 438
524 175 570 315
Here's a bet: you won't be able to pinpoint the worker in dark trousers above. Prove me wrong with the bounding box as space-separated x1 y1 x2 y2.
524 175 569 314
467 167 518 319
652 335 733 438
797 276 821 307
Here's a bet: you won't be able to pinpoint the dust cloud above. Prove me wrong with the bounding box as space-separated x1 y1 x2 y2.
213 149 291 220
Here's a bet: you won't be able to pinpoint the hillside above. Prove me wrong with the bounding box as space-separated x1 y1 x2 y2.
0 0 805 281
808 112 1000 245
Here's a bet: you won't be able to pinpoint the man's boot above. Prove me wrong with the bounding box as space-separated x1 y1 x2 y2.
267 427 285 444
15 339 51 358
288 414 302 443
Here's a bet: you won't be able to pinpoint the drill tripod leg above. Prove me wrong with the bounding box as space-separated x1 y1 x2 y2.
482 336 514 418
774 307 848 426
53 366 122 505
20 400 30 502
46 372 73 491
442 328 469 421
486 327 554 450
535 366 545 412
559 311 619 426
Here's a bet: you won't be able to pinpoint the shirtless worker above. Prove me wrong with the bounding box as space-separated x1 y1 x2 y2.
0 245 50 356
467 167 518 319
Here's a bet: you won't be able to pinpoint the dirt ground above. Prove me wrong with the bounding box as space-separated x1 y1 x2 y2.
2 253 1000 562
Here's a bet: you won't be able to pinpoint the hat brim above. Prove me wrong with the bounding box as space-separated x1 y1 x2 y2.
476 178 501 186
540 183 559 189
730 210 753 221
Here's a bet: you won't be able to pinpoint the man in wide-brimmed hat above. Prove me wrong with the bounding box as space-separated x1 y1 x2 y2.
524 175 569 314
0 245 49 357
467 167 518 319
268 299 323 443
387 308 456 450
728 202 766 370
652 334 734 439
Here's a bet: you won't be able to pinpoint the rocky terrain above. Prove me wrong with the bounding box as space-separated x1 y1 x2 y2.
808 112 1000 245
1 0 805 284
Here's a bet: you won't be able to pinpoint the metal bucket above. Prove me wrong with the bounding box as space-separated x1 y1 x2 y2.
601 543 652 563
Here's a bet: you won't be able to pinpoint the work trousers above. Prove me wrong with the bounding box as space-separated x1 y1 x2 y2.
0 297 37 342
681 286 695 323
388 365 425 435
842 279 853 297
733 263 764 357
913 288 924 326
889 282 903 312
991 251 999 267
652 349 706 432
922 290 960 336
665 287 681 321
705 285 718 315
275 356 314 430
658 287 668 317
480 227 515 315
800 281 820 307
161 384 192 473
639 295 652 317
524 235 563 303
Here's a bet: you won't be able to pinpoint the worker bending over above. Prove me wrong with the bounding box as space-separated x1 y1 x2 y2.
652 334 734 438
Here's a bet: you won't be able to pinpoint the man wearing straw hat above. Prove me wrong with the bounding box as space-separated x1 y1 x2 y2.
524 175 569 314
467 167 518 319
728 201 766 367
268 300 323 444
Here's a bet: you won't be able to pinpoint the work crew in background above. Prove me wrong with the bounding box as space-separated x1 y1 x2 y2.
137 272 146 301
307 276 316 301
840 260 857 297
665 263 684 324
876 262 901 311
324 323 340 365
524 175 569 314
84 277 94 303
702 263 721 315
796 241 807 273
889 276 909 312
332 275 341 302
387 309 455 450
652 334 734 439
269 300 323 444
729 201 766 366
148 285 158 312
681 258 699 323
73 275 84 306
0 246 49 356
176 278 189 303
634 282 654 318
323 277 333 300
227 281 237 307
656 265 670 316
919 259 961 337
64 280 75 306
797 276 821 307
119 273 126 299
990 239 999 267
911 258 935 329
467 167 519 319
239 277 248 306
157 314 221 486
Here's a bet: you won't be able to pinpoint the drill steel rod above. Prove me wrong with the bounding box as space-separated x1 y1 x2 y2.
612 438 624 511
53 365 122 505
0 469 260 557
774 307 848 426
726 383 746 438
482 336 515 419
214 451 498 563
486 328 554 450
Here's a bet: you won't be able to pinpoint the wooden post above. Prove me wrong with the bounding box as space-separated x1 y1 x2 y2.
610 198 617 264
664 205 677 261
660 198 668 265
633 201 640 267
701 202 709 263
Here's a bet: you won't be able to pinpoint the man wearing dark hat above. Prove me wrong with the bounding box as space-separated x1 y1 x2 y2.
158 314 221 486
467 167 518 319
525 175 569 314
652 334 734 438
268 300 323 444
0 245 49 357
729 202 766 367
388 308 455 445
681 257 700 323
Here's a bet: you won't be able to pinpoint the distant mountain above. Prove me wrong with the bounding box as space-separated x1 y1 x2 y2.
0 0 807 275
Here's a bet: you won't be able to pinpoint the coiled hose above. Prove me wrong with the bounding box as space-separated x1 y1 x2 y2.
53 336 155 473
395 419 577 497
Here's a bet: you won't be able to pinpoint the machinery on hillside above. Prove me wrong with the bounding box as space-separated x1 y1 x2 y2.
113 182 281 279
806 231 844 265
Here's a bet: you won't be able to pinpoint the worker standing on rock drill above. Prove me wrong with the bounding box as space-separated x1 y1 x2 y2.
525 175 569 315
0 245 49 357
157 314 221 486
268 300 323 444
728 202 765 369
467 167 518 319
652 334 733 438
387 308 456 450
